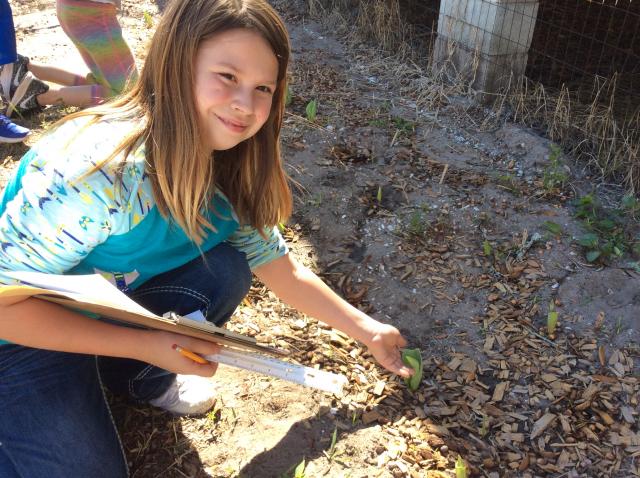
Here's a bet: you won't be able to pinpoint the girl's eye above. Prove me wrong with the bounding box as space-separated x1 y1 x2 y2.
219 73 235 81
257 86 273 94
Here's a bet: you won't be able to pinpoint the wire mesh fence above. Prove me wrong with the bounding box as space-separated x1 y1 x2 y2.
415 0 639 111
312 0 640 112
310 0 640 190
527 0 640 115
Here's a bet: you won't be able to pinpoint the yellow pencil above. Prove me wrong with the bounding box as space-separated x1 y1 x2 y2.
172 343 208 364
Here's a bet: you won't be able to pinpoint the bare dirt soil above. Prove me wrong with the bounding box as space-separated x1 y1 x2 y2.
3 1 639 477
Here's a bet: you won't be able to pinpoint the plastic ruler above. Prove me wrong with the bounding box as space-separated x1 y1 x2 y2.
204 348 348 395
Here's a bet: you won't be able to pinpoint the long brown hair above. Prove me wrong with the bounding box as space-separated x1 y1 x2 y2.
62 0 292 244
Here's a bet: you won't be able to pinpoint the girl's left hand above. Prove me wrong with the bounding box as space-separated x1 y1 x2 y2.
365 323 414 378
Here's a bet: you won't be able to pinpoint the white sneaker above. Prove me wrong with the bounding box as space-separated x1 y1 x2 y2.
149 375 217 415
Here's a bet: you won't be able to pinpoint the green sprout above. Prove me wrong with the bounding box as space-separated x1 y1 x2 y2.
547 301 558 338
293 458 306 478
305 99 318 122
323 426 339 462
542 221 563 236
401 348 423 392
376 186 383 204
455 456 468 478
482 239 492 257
143 11 154 29
285 85 292 107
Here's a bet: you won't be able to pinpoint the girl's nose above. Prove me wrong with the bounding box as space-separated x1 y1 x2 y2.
230 88 253 114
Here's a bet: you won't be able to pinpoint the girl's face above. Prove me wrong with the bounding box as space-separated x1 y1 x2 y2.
194 28 279 152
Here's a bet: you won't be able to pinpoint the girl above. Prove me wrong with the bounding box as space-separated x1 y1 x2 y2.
0 0 412 476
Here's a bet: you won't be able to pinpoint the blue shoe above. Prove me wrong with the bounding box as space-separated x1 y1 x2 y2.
0 114 30 143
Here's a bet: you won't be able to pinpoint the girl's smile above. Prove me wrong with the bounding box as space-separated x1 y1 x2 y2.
194 29 279 152
214 113 249 133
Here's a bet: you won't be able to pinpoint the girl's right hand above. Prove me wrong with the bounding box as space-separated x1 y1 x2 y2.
138 330 221 377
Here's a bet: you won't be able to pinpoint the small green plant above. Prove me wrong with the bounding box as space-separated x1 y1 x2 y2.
547 301 558 338
455 456 468 478
496 173 520 194
323 426 339 462
542 220 563 237
143 11 154 29
285 85 292 107
401 348 423 392
391 116 415 135
293 458 306 478
621 193 640 218
305 99 318 122
542 144 568 192
368 117 388 128
482 239 493 257
376 186 383 204
407 209 427 236
573 194 633 263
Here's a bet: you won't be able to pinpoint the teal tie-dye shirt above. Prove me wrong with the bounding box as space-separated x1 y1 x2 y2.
0 117 288 291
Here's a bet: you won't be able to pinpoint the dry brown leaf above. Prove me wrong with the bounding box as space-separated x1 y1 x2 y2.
598 345 606 366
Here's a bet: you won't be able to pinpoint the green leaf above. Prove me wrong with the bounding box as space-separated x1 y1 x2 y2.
455 456 468 478
547 310 558 335
143 11 154 29
621 194 638 211
543 221 562 236
285 86 292 107
597 218 616 232
482 240 492 256
376 186 382 203
294 458 306 478
305 100 317 122
401 348 423 392
586 250 601 262
577 233 599 248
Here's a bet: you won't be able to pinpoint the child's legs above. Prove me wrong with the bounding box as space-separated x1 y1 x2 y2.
56 0 138 96
27 60 90 87
0 345 128 478
37 83 106 107
99 242 252 400
0 0 17 65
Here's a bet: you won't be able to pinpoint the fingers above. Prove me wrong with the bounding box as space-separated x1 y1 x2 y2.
397 334 408 348
183 358 218 377
386 356 414 378
180 336 221 356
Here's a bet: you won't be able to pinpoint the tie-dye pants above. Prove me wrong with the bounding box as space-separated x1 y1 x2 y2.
56 0 138 102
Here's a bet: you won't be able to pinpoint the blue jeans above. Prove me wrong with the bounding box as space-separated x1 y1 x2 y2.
0 0 17 65
0 243 251 477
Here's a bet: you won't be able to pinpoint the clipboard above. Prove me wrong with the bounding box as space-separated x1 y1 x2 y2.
0 271 349 393
0 271 285 356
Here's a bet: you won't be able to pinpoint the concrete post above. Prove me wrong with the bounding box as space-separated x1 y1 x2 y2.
432 0 539 96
